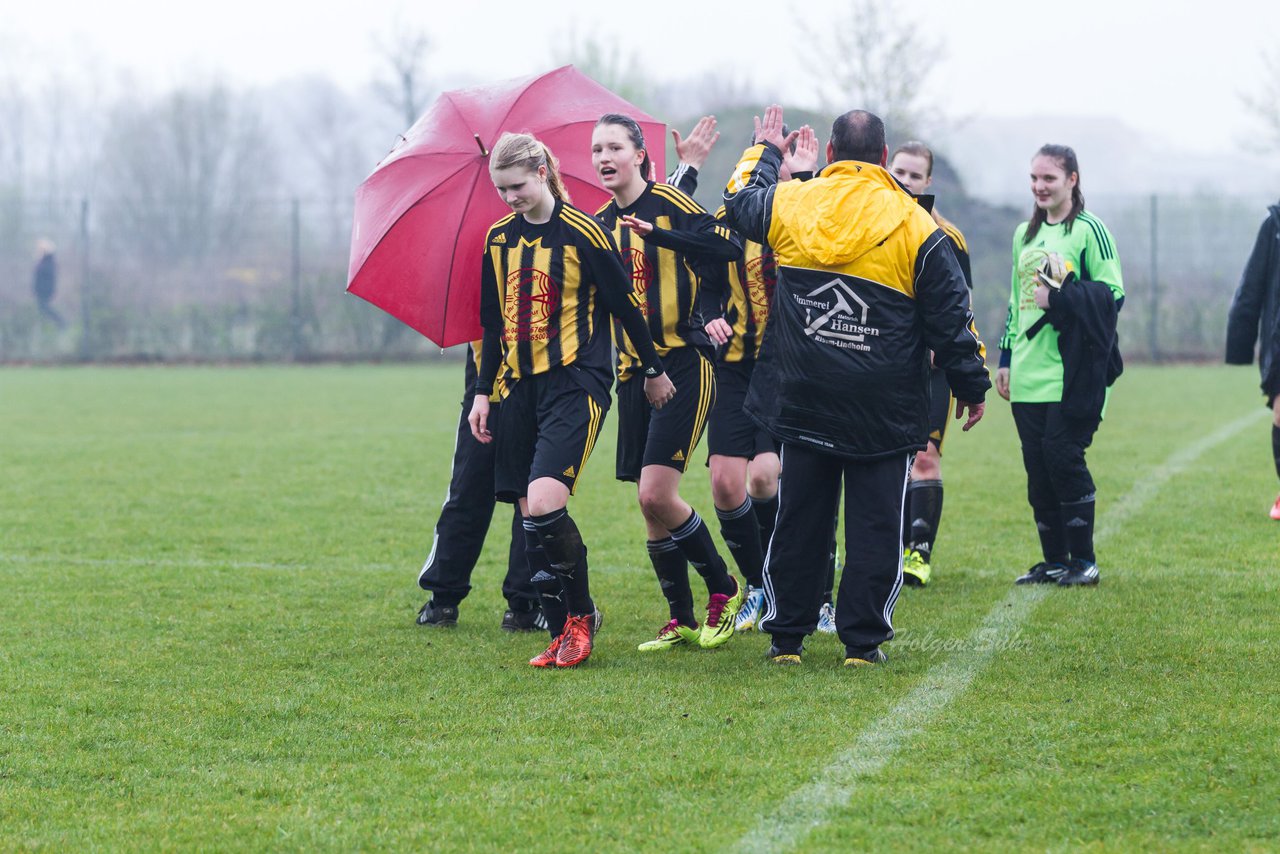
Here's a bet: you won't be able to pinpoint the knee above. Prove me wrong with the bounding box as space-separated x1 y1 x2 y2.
637 484 672 520
746 469 777 499
709 469 743 508
911 449 941 480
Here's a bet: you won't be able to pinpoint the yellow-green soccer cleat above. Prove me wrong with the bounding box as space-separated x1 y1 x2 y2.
637 619 701 652
699 578 745 649
902 548 932 587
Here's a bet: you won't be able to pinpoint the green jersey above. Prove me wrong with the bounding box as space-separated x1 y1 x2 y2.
1000 212 1123 402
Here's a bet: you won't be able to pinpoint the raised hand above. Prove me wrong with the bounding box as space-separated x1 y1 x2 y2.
672 116 719 170
752 105 796 153
784 125 820 174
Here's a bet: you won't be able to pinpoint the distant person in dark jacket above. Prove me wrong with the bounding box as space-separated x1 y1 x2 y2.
1225 201 1280 520
724 105 989 667
33 239 65 329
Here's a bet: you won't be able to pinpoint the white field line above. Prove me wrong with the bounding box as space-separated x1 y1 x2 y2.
0 553 398 573
732 407 1268 854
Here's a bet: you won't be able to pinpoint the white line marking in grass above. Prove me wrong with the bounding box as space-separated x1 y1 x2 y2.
732 408 1267 854
0 553 400 573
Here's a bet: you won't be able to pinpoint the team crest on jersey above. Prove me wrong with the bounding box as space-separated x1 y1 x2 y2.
624 248 653 316
744 251 777 323
795 277 879 352
503 268 561 341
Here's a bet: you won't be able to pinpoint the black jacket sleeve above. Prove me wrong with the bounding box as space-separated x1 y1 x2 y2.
474 247 503 397
583 241 665 377
723 142 783 246
1226 212 1278 365
914 231 990 404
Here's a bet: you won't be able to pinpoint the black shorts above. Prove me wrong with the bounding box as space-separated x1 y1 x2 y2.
707 359 777 459
925 367 953 453
493 368 608 503
616 346 715 481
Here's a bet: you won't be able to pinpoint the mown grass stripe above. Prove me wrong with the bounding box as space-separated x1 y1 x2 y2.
732 406 1268 854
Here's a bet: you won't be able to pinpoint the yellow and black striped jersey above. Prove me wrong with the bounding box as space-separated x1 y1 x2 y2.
935 212 972 289
594 181 741 381
476 199 662 403
705 205 774 363
468 339 505 402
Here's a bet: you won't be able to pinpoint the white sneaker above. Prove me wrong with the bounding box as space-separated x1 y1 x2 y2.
734 585 765 631
816 602 836 634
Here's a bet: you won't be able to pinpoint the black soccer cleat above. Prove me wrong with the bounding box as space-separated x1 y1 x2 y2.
1057 558 1100 587
416 600 458 627
766 643 803 665
1014 561 1068 585
500 605 548 633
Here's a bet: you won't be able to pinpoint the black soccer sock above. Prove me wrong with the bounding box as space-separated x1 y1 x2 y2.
906 479 944 562
1062 494 1097 564
531 509 593 617
524 520 566 637
648 538 697 627
669 510 736 597
717 498 764 587
1272 425 1280 481
751 494 779 554
1032 505 1070 565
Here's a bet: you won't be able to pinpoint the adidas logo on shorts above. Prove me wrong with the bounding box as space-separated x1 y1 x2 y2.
671 450 685 462
562 465 576 477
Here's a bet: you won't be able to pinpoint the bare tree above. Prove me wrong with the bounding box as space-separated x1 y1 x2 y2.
1241 47 1280 149
97 83 280 268
551 29 653 111
370 22 432 129
799 0 945 142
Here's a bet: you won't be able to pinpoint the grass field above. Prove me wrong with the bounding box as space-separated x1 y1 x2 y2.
1 363 1278 852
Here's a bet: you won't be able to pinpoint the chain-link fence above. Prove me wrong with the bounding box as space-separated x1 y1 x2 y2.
0 191 1273 363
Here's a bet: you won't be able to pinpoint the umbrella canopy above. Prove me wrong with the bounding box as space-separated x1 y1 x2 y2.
346 65 665 347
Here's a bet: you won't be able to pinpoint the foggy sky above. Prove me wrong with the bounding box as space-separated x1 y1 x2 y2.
3 0 1277 158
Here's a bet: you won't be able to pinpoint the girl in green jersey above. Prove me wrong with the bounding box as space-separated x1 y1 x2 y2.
997 144 1124 587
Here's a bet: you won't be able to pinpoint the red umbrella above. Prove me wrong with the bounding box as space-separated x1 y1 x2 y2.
346 65 665 347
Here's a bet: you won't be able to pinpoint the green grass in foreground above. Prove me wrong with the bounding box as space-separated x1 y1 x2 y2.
1 364 1277 852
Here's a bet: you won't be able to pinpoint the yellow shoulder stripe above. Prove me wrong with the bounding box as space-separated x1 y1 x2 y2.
594 200 613 217
489 213 516 234
651 183 706 214
714 204 727 220
940 220 967 253
562 208 611 251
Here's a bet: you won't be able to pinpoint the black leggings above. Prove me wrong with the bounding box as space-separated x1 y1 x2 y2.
1011 401 1100 508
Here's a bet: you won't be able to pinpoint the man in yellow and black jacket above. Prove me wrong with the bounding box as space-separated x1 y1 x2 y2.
723 105 989 666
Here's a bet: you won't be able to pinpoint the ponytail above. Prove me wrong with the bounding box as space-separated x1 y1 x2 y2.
538 142 570 202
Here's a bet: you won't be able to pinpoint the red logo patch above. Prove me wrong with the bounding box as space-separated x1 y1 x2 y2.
503 268 561 341
744 250 777 321
624 248 653 315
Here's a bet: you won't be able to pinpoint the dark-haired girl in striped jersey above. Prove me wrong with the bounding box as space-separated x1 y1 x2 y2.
471 132 674 668
889 140 974 588
590 113 747 652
